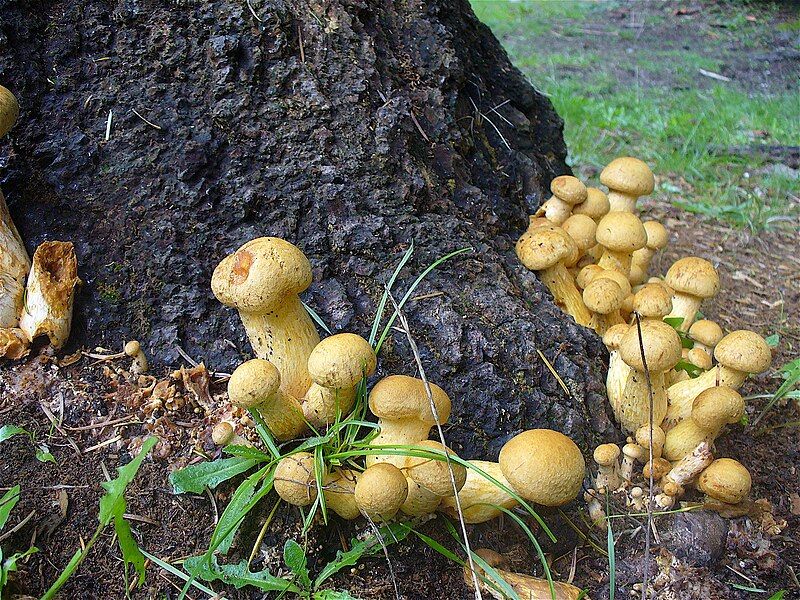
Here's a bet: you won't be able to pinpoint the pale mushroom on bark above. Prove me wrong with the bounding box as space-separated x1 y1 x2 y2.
583 276 627 335
439 460 518 523
19 241 80 349
688 319 724 355
274 452 318 506
616 320 682 434
599 156 655 213
536 175 587 225
303 332 376 427
595 211 648 278
516 225 590 326
354 462 408 521
124 340 149 375
603 323 632 420
665 330 771 429
561 214 597 258
572 187 610 222
593 443 621 491
0 85 19 138
664 257 719 332
632 283 672 323
366 375 451 467
228 359 307 441
697 458 751 505
212 237 320 398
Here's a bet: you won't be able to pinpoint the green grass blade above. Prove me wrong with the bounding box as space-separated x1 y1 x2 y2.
140 550 219 596
368 244 415 346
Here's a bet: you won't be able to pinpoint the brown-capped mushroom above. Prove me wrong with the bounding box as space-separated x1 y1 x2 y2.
573 187 610 222
536 175 587 225
593 444 621 491
632 283 672 323
212 237 320 398
124 340 149 375
697 458 751 505
322 469 361 520
595 211 648 277
688 320 724 355
600 157 655 213
664 257 719 332
354 462 408 521
583 276 627 335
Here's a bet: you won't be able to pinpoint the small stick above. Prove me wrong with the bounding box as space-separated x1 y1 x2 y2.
84 435 122 453
132 109 162 130
105 110 113 141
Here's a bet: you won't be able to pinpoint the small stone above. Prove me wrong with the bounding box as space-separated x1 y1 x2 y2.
660 510 729 567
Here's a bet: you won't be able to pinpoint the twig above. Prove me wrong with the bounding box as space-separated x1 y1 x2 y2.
245 0 263 21
105 110 113 141
409 110 430 143
84 435 122 453
63 416 137 431
0 509 36 542
386 289 483 600
174 345 199 367
39 403 81 456
132 109 162 130
536 349 572 398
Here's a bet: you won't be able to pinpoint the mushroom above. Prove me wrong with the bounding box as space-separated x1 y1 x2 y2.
0 328 28 360
593 444 621 491
322 469 361 520
367 375 451 467
124 340 149 375
19 241 81 348
354 462 408 521
400 440 466 517
561 214 597 258
0 190 31 329
499 429 585 507
663 387 745 461
274 452 318 506
536 175 587 225
634 424 665 460
584 489 607 529
583 276 627 335
572 187 610 222
628 486 645 512
616 320 682 434
603 323 632 420
688 320 724 355
212 237 320 398
0 85 19 138
439 460 518 523
599 157 655 213
620 442 646 482
642 457 671 482
303 333 377 427
211 421 251 447
464 548 584 600
228 359 307 441
632 283 672 323
697 458 751 505
516 225 591 326
664 257 720 332
660 441 713 492
595 211 648 278
629 220 668 285
665 330 771 429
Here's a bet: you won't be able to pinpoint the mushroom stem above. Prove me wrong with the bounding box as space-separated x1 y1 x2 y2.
0 190 31 328
665 292 702 331
19 241 80 348
584 490 607 530
0 327 29 360
597 249 633 276
238 296 320 398
439 461 518 523
665 366 748 430
661 441 713 489
541 263 591 327
124 340 149 375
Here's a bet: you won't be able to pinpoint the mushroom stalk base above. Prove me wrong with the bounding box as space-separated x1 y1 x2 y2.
616 369 668 434
597 249 632 278
256 388 308 441
238 295 320 399
365 423 434 468
541 263 591 327
607 191 638 213
439 460 517 524
0 190 31 328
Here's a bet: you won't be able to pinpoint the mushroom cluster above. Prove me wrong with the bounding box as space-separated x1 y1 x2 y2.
0 86 81 360
514 158 775 526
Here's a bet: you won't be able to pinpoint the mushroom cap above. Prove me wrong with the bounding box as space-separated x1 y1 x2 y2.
561 214 597 253
642 221 669 251
499 429 585 506
354 463 409 521
602 323 630 350
124 340 141 356
322 469 361 520
643 457 671 480
576 264 606 289
595 268 632 297
697 458 751 504
307 333 377 389
550 175 588 205
600 157 655 196
634 425 666 454
527 216 550 230
664 257 720 299
0 85 20 138
686 347 712 370
211 421 235 445
573 187 610 220
368 375 451 424
619 320 682 373
596 212 648 253
691 386 745 430
689 320 724 348
228 359 281 409
211 237 313 312
404 440 467 497
274 452 318 506
583 278 626 315
516 226 578 271
632 284 672 319
714 330 771 374
623 442 647 462
593 443 621 467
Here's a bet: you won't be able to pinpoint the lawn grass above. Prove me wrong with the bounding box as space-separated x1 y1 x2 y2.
472 1 800 229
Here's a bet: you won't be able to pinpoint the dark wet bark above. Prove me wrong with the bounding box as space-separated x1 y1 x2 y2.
0 0 615 456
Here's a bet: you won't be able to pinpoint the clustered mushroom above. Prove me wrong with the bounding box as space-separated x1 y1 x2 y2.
1 87 81 360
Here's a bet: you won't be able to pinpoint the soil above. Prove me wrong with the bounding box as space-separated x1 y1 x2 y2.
1 1 799 599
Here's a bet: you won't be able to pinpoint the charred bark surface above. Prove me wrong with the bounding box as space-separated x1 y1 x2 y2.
0 0 615 456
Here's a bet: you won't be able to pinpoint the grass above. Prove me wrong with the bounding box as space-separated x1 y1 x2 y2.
471 0 800 229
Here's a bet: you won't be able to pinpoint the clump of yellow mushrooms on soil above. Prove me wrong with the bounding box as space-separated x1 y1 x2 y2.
518 157 771 528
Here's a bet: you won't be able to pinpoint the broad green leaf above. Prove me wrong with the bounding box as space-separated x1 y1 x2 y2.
674 359 703 378
314 590 362 600
0 486 21 530
223 445 272 461
99 437 157 526
767 591 786 600
36 445 56 464
663 316 685 329
314 523 411 588
184 555 301 593
765 333 780 348
0 425 29 443
115 514 146 586
1 546 38 588
283 539 311 589
170 456 259 494
209 467 273 555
